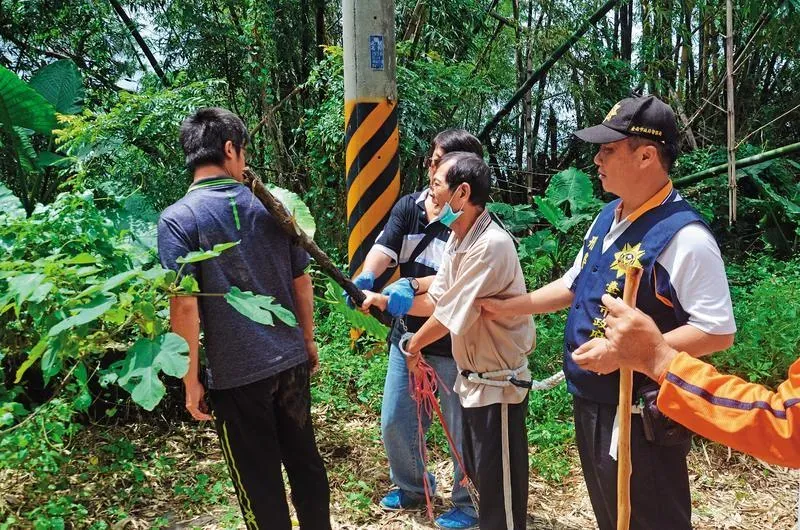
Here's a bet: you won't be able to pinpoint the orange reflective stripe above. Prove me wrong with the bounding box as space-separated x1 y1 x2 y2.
652 267 674 308
659 353 800 468
626 181 674 222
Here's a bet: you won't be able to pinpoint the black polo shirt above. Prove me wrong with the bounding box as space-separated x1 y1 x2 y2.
373 190 453 357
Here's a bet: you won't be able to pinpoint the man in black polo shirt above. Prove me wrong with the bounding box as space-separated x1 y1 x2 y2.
350 129 482 529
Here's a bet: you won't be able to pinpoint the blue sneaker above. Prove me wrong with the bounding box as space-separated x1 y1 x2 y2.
379 488 424 511
434 507 479 529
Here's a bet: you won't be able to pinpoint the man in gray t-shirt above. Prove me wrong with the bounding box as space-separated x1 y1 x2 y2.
157 107 330 530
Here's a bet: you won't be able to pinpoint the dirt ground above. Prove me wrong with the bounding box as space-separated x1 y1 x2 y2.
169 409 799 530
5 407 796 529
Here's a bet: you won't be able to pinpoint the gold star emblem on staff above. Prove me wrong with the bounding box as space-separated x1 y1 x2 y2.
610 242 645 278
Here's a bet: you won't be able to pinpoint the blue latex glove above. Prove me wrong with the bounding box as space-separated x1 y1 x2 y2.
345 271 375 308
382 278 414 317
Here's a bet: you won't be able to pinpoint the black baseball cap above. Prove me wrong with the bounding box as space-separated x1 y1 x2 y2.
574 95 679 145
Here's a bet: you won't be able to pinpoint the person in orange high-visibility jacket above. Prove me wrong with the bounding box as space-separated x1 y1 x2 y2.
573 293 799 469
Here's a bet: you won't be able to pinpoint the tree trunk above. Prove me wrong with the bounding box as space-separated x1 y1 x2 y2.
478 0 620 142
621 0 633 63
514 0 524 170
669 87 697 150
683 0 695 99
402 0 426 40
531 74 547 170
548 107 558 169
725 0 736 224
314 0 326 62
107 0 168 85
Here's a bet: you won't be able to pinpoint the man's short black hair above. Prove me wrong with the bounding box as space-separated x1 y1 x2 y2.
439 151 491 208
627 136 679 171
180 107 250 172
431 128 483 158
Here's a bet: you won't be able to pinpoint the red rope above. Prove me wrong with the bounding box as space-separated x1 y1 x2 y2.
408 356 472 520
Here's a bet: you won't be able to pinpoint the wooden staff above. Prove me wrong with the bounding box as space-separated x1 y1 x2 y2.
243 168 393 327
617 265 643 530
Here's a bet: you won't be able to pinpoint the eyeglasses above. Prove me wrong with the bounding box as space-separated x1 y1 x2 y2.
424 156 441 169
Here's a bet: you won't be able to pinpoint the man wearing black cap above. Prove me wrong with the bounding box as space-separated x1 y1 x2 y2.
478 95 736 529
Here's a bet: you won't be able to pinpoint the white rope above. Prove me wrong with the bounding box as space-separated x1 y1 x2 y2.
529 370 566 392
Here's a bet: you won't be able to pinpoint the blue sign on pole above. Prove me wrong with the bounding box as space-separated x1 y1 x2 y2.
369 35 384 71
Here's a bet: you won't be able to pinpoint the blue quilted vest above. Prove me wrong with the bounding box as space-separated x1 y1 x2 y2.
563 190 707 404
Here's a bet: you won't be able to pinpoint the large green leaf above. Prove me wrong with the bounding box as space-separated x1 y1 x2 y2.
4 273 53 316
322 278 389 340
115 333 190 411
268 184 316 240
486 202 539 233
48 294 117 337
78 268 141 298
28 59 84 115
36 151 68 169
224 286 297 327
534 195 569 233
0 182 25 218
0 65 57 134
14 338 47 383
176 240 241 264
545 167 595 213
748 171 800 218
519 229 558 260
12 126 38 174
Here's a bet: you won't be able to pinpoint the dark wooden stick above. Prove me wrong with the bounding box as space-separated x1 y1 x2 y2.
243 168 393 327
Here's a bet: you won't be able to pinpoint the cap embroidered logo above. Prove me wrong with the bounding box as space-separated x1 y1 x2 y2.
604 103 622 122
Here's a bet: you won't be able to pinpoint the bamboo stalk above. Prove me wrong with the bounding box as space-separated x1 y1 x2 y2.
478 0 620 142
242 168 393 326
617 265 643 530
673 141 800 186
725 0 737 224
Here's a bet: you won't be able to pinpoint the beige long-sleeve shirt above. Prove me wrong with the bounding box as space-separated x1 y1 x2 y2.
428 210 536 407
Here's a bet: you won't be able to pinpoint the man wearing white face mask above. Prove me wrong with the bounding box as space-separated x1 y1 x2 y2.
362 152 536 530
348 130 482 529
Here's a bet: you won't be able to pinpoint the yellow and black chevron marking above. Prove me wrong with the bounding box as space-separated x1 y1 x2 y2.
345 98 400 277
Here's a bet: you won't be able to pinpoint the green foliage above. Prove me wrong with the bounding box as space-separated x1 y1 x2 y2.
317 277 390 340
108 333 190 412
175 240 241 264
55 79 226 211
490 167 599 286
268 183 317 239
224 286 298 328
714 257 800 385
0 60 85 214
0 65 57 134
678 145 800 256
0 189 182 411
487 202 539 234
1 176 308 419
311 308 388 414
28 59 85 115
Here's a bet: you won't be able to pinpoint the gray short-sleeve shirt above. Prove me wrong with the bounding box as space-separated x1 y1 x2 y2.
157 176 310 390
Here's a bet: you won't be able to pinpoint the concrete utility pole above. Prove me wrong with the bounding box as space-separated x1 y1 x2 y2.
343 0 400 279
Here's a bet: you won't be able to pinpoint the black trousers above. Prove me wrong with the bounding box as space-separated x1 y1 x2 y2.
461 396 529 530
209 363 331 530
573 395 692 530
